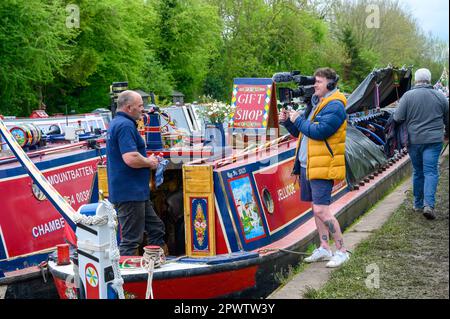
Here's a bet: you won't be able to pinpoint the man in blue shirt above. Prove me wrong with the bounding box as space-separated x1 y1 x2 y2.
107 90 166 256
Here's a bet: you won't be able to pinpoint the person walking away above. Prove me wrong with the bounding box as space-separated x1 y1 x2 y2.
394 68 449 220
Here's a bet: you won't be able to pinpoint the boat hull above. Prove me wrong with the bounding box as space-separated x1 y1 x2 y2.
0 147 105 280
47 154 411 299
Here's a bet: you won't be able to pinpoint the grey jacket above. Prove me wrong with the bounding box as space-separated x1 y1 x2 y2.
394 84 449 144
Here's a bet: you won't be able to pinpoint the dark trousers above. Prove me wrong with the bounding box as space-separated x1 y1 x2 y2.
115 199 165 256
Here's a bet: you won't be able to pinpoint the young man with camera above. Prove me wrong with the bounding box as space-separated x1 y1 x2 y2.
280 67 349 268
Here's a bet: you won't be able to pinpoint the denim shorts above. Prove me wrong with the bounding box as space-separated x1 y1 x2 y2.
300 167 334 205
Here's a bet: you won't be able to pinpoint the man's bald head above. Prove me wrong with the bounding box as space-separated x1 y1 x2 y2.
117 90 144 120
117 90 140 109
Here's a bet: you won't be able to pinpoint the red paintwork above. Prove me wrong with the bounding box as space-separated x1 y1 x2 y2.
232 84 269 128
30 110 49 118
0 158 100 258
253 158 310 232
53 276 77 299
53 265 258 299
85 263 100 299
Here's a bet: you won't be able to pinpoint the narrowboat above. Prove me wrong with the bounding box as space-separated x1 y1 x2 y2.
5 66 413 299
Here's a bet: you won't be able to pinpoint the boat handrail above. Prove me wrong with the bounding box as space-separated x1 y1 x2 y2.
214 134 292 168
0 138 106 164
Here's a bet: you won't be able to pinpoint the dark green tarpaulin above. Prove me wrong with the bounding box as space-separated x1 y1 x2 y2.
344 66 412 185
346 66 412 114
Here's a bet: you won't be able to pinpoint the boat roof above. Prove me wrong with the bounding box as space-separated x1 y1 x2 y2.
346 66 412 114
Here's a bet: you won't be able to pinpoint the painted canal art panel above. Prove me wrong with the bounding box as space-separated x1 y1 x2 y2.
253 158 311 234
190 197 209 252
228 175 266 242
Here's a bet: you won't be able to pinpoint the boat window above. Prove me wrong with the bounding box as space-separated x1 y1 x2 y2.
185 106 199 132
98 119 106 130
80 121 89 131
262 188 274 214
191 105 206 133
163 107 191 134
36 124 52 134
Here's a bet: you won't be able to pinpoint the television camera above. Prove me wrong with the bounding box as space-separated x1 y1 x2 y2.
272 71 316 109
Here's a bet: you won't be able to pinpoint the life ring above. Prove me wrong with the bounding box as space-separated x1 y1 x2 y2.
9 123 42 148
10 126 28 147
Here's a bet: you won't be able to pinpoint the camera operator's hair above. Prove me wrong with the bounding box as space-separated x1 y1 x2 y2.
314 67 337 81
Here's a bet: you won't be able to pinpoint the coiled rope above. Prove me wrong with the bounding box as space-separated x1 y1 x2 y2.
121 246 166 299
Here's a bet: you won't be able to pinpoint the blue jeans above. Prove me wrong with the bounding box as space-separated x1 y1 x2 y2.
408 143 442 209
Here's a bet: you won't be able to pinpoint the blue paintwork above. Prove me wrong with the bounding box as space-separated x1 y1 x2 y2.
0 147 106 180
214 147 349 252
0 231 7 261
107 283 118 299
176 251 259 265
145 113 164 150
355 125 385 145
0 251 50 274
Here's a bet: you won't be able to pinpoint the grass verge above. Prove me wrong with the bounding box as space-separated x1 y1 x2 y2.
305 156 449 299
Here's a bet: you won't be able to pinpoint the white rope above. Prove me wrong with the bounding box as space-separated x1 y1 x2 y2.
144 259 155 299
142 246 165 269
142 246 165 299
120 246 165 299
103 200 125 299
72 213 108 226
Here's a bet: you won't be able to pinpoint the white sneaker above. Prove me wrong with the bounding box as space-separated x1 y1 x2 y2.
304 247 332 263
326 250 349 268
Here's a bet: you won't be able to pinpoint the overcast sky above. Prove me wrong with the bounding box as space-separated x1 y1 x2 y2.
399 0 449 43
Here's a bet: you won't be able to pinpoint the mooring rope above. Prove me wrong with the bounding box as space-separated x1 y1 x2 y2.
120 246 166 299
257 247 353 256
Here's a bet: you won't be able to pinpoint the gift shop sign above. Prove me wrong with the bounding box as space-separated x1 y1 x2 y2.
230 78 278 129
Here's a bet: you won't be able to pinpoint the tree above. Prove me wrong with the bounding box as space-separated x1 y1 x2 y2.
204 0 340 101
150 0 222 102
0 0 73 116
45 0 165 113
338 25 374 88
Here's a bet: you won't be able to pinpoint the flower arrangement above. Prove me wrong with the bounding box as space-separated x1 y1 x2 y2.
196 99 235 125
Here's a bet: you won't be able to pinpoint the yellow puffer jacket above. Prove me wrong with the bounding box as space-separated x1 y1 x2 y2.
295 91 347 180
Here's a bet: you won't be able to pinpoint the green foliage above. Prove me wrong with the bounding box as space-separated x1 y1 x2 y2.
46 0 157 114
0 0 447 116
0 0 74 116
328 0 449 89
151 0 222 102
338 26 374 89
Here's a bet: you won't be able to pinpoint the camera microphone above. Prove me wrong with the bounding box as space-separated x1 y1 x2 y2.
272 72 294 83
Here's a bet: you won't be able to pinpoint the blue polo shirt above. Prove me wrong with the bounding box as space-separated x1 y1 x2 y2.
106 112 150 203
